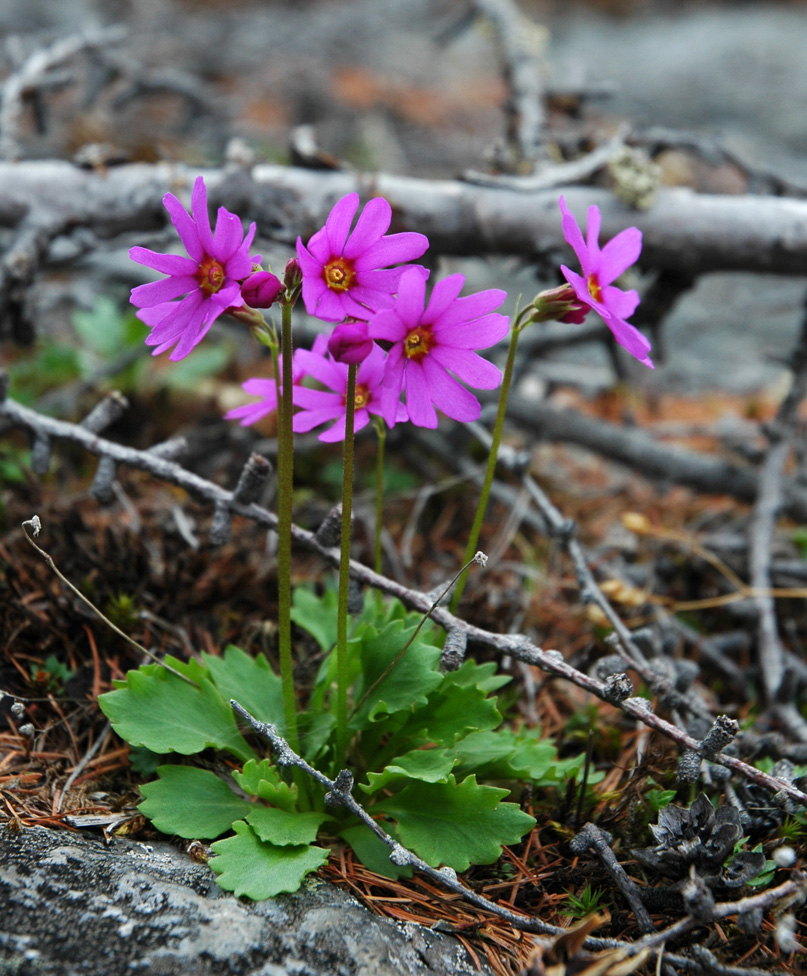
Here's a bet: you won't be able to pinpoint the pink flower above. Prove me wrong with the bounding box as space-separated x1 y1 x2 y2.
130 177 257 361
296 193 429 322
292 343 407 443
225 335 327 427
368 269 509 429
558 196 653 368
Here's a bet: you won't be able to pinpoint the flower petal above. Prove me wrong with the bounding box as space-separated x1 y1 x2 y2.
395 267 427 323
213 207 245 261
343 196 391 260
560 265 594 309
602 284 640 320
423 273 465 322
129 247 197 276
163 192 203 262
144 293 203 345
433 312 510 350
293 403 346 433
191 177 215 255
430 288 506 331
367 309 407 343
559 196 591 275
325 193 360 255
602 313 654 368
421 357 481 423
169 303 223 361
353 231 429 270
598 227 642 286
294 348 346 392
430 346 502 389
131 275 198 308
585 204 602 258
403 363 438 428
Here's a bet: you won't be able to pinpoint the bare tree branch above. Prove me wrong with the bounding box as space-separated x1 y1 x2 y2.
3 162 807 274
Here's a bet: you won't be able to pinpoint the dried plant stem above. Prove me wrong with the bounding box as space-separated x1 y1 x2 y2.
335 363 358 765
276 300 299 751
20 516 194 686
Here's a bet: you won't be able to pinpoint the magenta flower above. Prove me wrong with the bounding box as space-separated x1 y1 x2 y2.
225 335 327 427
130 177 257 361
292 342 407 443
558 195 653 368
368 269 509 429
296 193 429 322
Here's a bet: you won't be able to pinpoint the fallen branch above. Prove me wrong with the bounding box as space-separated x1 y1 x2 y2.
2 161 807 274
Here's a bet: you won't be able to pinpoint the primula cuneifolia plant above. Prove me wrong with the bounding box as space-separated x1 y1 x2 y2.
103 182 649 899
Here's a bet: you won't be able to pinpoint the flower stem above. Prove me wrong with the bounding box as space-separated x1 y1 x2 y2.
450 318 524 613
335 363 358 765
373 418 386 576
276 300 299 752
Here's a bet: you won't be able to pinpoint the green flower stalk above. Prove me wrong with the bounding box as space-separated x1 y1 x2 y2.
275 297 300 751
450 286 585 613
335 363 358 765
372 417 387 576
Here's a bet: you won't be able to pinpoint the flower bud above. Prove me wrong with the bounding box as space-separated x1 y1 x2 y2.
241 271 283 309
284 258 302 292
530 283 589 324
327 321 374 364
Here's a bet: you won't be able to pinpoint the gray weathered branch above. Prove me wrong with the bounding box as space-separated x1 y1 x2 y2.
3 161 807 274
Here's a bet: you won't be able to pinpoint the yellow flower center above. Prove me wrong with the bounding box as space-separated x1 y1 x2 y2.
353 385 370 410
587 273 602 303
197 257 226 295
323 257 356 293
403 326 435 363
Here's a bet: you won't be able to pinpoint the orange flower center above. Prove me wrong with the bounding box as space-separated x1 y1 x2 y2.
586 273 602 303
197 257 226 295
403 326 435 363
353 385 370 410
323 257 356 293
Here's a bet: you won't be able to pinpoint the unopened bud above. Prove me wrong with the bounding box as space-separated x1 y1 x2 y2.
284 258 302 292
530 284 588 325
241 271 283 309
328 321 374 364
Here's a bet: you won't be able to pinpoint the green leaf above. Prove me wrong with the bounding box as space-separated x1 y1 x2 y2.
99 657 255 763
139 765 252 839
441 659 511 694
291 588 338 653
374 774 535 872
203 646 285 727
210 821 329 899
298 710 337 763
246 807 330 846
349 620 443 729
233 759 298 812
453 728 560 782
163 342 231 390
361 749 458 795
72 297 131 358
400 683 502 746
338 822 412 880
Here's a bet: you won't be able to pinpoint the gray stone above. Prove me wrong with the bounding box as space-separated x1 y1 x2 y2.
0 827 491 976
